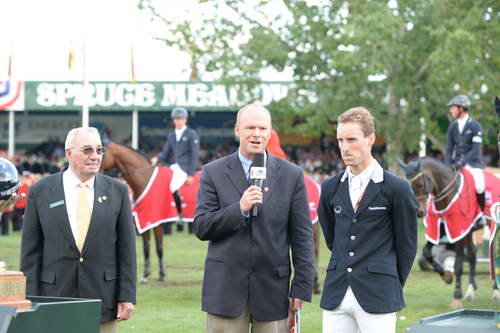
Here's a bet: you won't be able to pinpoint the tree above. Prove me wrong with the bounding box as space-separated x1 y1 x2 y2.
140 0 500 169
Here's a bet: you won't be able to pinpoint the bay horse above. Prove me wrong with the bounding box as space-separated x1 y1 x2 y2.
101 141 166 284
399 157 500 308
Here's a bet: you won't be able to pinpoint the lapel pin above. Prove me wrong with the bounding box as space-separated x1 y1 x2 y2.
264 186 269 192
98 197 102 203
102 196 107 201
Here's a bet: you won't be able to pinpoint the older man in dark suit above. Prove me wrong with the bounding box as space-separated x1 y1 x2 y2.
318 107 418 333
193 104 315 333
20 127 136 333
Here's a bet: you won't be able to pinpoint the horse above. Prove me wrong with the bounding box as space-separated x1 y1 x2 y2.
399 157 500 308
101 141 167 284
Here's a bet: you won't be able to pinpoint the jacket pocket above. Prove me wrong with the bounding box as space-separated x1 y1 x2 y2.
326 259 337 272
367 262 398 278
104 268 118 281
40 271 56 284
276 265 291 278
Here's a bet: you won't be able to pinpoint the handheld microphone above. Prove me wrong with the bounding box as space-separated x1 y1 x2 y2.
249 152 266 217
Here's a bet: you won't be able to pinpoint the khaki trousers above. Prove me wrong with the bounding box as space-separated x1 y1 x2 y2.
101 321 118 333
207 307 288 333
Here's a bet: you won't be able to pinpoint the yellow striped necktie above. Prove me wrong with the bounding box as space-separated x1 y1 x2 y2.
76 182 91 251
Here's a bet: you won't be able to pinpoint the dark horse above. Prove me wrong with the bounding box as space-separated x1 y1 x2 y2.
101 141 166 284
399 157 500 308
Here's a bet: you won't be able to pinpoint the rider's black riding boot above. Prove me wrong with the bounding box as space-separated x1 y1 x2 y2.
473 192 486 230
477 192 485 212
173 191 184 232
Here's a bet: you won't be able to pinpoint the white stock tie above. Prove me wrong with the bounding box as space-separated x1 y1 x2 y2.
350 176 363 210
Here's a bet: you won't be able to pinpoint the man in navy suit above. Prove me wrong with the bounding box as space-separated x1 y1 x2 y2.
445 95 485 212
153 107 200 232
318 107 418 333
193 104 315 333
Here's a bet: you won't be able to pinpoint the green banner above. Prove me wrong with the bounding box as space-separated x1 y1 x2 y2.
23 81 291 111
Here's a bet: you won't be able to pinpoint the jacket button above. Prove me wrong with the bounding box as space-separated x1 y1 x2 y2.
347 268 352 272
79 257 84 263
349 252 354 257
352 218 357 224
350 235 356 240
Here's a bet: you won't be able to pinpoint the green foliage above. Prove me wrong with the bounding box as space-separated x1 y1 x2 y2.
139 0 499 165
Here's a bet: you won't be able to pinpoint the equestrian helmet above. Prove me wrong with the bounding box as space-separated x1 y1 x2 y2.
0 157 20 201
447 95 471 110
171 107 189 119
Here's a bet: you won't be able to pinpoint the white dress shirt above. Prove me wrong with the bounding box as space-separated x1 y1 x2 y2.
457 114 469 134
63 168 95 241
175 125 187 142
342 159 383 210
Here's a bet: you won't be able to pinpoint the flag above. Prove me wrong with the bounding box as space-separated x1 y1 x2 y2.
7 47 12 80
130 45 136 83
68 40 76 73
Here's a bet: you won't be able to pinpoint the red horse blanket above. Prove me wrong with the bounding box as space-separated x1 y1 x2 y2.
304 174 321 224
424 169 500 245
132 167 202 234
132 167 178 234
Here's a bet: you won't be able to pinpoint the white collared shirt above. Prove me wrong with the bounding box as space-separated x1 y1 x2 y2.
175 125 187 142
341 159 384 209
457 114 469 134
63 167 95 241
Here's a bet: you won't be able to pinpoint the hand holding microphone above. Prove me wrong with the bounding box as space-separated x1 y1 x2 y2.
249 152 266 216
239 152 266 216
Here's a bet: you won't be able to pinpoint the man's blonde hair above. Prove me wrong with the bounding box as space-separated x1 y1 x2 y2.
337 107 375 136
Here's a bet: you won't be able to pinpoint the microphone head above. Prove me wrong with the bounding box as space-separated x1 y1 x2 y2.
252 152 265 168
250 152 266 180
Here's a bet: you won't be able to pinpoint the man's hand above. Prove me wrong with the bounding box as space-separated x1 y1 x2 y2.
0 193 25 208
239 185 262 213
116 302 134 322
288 298 304 317
185 176 194 185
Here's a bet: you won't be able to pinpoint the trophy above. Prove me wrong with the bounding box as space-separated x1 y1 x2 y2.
0 261 32 311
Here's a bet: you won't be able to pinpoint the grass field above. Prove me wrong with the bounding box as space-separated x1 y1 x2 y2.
1 223 498 332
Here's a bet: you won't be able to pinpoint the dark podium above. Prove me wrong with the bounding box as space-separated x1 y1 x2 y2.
0 296 101 333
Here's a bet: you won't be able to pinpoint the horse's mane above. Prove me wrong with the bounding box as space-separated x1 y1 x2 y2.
109 141 150 163
420 156 453 174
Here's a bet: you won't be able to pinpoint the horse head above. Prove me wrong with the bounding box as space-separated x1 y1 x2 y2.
399 157 458 216
398 157 430 217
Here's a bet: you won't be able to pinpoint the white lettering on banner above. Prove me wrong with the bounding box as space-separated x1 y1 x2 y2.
188 84 209 107
30 82 290 109
211 85 229 106
135 84 156 107
161 84 187 106
73 84 96 107
95 83 116 107
36 83 57 106
116 84 135 106
55 83 77 106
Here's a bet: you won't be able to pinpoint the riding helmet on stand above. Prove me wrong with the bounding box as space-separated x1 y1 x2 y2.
0 157 20 201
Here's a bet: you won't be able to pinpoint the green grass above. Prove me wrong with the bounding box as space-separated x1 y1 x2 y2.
1 223 498 332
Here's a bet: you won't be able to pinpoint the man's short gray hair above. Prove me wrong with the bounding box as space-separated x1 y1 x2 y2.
65 127 101 150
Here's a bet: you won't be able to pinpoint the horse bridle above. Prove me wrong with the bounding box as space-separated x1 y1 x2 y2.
410 170 460 203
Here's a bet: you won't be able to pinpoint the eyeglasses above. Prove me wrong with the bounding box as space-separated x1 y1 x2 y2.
77 147 106 155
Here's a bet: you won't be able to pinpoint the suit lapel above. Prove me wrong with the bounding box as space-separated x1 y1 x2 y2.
50 173 78 252
261 155 280 206
335 181 354 216
355 180 382 216
226 152 249 196
82 174 108 254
